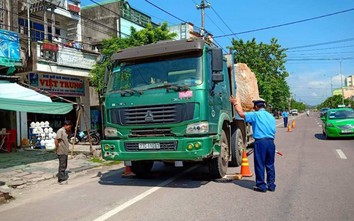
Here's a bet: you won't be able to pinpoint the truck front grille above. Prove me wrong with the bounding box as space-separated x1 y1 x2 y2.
124 141 177 151
130 128 174 137
110 103 195 126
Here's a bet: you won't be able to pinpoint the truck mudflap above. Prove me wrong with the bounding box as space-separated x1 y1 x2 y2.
101 136 216 161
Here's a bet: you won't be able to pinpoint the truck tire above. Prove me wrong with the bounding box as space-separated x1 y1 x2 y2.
229 128 244 167
209 130 229 179
131 161 154 177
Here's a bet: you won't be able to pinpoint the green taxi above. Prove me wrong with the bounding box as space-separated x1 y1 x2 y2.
321 108 354 139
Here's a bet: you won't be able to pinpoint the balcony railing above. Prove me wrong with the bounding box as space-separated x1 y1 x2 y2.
36 41 98 70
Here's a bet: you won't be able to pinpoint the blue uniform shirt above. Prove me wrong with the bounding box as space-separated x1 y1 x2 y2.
244 108 276 139
282 111 289 118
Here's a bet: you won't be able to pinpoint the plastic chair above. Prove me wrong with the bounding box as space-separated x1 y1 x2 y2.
5 129 17 152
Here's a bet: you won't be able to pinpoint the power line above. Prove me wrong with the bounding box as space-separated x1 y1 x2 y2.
209 5 239 40
214 7 354 38
287 51 354 56
190 0 233 50
0 8 108 47
286 37 354 50
191 0 227 37
144 0 188 24
85 0 127 36
144 0 228 52
144 0 210 36
286 44 354 53
87 0 121 19
287 57 354 61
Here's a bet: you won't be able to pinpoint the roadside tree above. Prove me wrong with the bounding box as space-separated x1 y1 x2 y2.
229 38 290 111
90 22 176 93
318 95 354 109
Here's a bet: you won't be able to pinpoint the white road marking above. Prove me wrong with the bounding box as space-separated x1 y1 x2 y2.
336 149 347 159
93 165 199 221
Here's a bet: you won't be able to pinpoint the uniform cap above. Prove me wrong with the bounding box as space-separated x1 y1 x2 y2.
252 98 266 106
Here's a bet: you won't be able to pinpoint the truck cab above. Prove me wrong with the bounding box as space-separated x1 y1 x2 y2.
101 39 252 178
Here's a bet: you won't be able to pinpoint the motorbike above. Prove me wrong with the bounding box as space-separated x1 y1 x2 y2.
68 128 101 145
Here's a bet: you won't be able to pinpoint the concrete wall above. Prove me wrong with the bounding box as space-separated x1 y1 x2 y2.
81 1 120 50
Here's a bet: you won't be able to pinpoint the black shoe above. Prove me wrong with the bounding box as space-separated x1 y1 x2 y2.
253 186 267 192
58 180 68 185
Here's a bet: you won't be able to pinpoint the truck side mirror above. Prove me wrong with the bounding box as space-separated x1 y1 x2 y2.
103 65 110 94
211 48 224 83
104 66 109 85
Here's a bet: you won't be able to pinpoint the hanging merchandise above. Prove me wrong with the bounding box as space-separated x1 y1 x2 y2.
29 121 56 149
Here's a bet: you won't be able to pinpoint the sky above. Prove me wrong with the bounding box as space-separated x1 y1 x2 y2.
81 0 354 106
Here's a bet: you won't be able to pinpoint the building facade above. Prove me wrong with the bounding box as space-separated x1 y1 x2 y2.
80 0 157 132
1 0 99 147
81 0 155 51
345 75 354 88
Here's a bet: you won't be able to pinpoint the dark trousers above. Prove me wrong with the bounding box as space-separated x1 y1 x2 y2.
254 139 276 191
283 117 288 127
58 154 68 182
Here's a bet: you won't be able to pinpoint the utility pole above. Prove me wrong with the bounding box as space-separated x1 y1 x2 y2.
196 0 210 37
27 0 31 57
339 60 345 105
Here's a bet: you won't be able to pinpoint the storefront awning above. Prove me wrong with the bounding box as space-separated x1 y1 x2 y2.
0 80 73 114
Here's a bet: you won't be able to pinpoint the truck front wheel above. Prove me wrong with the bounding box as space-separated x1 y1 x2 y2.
209 130 229 179
229 128 244 167
131 161 154 177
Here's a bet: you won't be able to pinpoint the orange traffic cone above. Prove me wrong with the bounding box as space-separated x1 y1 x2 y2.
292 120 296 128
122 166 135 177
240 149 253 177
287 124 292 132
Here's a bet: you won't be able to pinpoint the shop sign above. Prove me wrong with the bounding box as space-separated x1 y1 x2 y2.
120 6 151 27
0 29 21 67
57 47 97 70
29 73 85 97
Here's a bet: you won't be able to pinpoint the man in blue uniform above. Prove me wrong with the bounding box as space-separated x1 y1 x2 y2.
281 110 289 128
230 96 276 192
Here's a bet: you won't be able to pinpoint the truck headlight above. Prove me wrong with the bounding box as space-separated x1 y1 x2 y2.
104 127 118 137
186 122 209 134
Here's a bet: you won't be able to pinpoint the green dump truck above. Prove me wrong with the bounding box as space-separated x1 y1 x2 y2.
101 38 254 178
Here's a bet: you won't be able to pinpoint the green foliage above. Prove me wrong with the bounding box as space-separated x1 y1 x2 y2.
317 95 354 109
290 98 306 112
90 22 176 93
229 38 290 111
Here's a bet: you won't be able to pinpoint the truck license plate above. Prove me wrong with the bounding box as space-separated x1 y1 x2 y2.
138 143 160 150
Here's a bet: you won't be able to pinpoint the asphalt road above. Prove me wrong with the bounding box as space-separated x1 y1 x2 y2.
1 112 353 221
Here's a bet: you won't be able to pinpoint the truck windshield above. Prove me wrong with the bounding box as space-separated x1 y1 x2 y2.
108 56 202 92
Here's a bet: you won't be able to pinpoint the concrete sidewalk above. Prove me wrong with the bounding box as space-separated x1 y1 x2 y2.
0 144 107 200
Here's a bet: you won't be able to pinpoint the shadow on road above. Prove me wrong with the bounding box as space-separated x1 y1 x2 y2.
314 133 354 141
314 133 326 140
232 179 255 191
98 163 212 189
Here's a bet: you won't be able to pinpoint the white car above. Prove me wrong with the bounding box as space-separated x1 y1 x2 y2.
290 109 298 116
